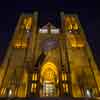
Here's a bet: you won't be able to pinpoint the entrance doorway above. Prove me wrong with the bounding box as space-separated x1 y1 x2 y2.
40 62 59 97
42 81 56 96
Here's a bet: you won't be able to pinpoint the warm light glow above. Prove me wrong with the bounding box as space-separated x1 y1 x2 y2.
32 73 37 81
0 88 6 96
26 17 32 30
14 41 27 48
33 83 37 88
71 16 79 30
73 23 79 30
31 84 33 92
71 16 76 22
64 16 79 31
24 17 32 30
32 74 35 80
62 72 67 81
71 43 84 48
15 42 21 48
62 73 64 81
21 42 27 48
63 84 68 92
65 16 72 30
41 62 58 82
65 84 68 92
41 62 58 77
63 84 66 89
65 16 71 23
31 83 37 93
1 14 100 98
65 74 67 80
35 73 37 80
43 68 56 81
40 78 42 83
68 24 73 30
67 34 84 48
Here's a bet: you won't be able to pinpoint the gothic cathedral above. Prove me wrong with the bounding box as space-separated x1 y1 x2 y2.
0 12 100 98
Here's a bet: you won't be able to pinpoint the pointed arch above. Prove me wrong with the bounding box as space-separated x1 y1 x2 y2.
41 62 58 77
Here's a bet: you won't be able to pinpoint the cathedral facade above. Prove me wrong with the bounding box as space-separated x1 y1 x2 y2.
0 12 100 98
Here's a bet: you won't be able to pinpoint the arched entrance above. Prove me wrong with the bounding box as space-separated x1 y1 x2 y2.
40 62 59 97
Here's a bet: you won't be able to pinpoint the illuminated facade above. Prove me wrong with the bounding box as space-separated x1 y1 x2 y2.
0 12 100 98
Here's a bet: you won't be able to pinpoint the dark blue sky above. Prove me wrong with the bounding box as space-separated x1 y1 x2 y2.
0 0 100 69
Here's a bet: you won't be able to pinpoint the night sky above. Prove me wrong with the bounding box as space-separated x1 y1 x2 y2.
0 0 100 69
